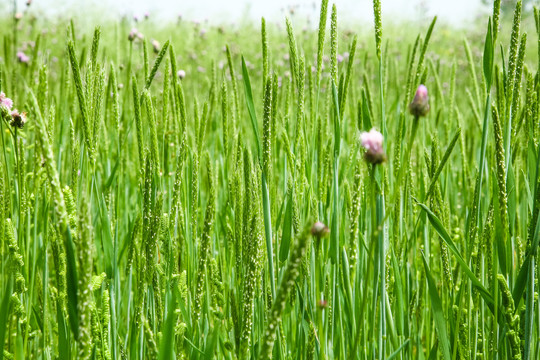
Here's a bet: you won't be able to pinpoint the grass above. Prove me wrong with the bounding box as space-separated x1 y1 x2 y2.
1 0 540 359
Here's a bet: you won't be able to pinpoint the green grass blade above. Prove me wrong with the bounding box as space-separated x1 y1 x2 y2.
416 201 493 306
421 251 451 360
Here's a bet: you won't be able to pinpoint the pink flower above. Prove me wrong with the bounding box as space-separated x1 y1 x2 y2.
10 109 27 129
360 129 386 164
177 70 186 79
151 39 160 54
0 92 13 110
17 51 29 63
311 221 330 237
409 84 429 117
128 28 138 41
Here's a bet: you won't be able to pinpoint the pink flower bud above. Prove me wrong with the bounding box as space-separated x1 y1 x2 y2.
360 128 386 164
128 28 138 41
317 299 328 309
17 51 30 63
0 92 13 110
10 110 27 129
409 84 430 117
151 39 160 54
311 221 330 238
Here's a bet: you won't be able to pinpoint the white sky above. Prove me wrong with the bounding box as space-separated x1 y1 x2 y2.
14 0 487 26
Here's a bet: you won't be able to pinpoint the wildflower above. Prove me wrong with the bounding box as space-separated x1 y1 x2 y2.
144 12 150 20
360 128 386 164
26 0 32 6
0 92 13 110
311 221 330 238
14 13 23 21
10 110 27 129
151 39 160 54
17 51 29 63
409 84 430 117
177 70 186 79
128 28 137 41
197 66 206 73
317 299 328 309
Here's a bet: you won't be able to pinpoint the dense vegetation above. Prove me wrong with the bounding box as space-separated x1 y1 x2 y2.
1 0 540 358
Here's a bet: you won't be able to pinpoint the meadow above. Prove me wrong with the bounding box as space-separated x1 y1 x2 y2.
1 0 539 358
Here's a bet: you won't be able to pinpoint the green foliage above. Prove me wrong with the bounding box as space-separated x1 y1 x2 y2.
1 0 540 358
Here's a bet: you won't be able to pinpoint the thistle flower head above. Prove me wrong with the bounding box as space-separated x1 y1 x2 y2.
0 92 13 110
311 221 330 238
10 110 27 129
177 70 186 79
317 299 328 309
409 84 430 117
17 51 29 63
360 128 386 164
151 39 160 53
128 28 138 41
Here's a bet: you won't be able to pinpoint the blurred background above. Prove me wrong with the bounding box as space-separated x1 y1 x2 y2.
6 0 520 27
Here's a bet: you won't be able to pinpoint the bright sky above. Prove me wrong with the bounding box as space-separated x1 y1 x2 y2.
14 0 486 26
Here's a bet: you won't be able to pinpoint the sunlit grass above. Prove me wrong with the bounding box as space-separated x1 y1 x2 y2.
1 0 540 359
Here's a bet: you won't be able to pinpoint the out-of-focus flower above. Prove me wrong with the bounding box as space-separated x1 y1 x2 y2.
360 128 386 164
17 51 29 63
151 39 160 54
197 66 206 73
311 221 330 238
409 84 430 117
128 28 144 42
14 13 23 21
128 28 137 41
177 70 186 79
10 110 27 129
0 92 13 110
317 299 328 309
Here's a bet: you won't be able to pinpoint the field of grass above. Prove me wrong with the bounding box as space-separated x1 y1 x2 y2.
1 0 540 358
